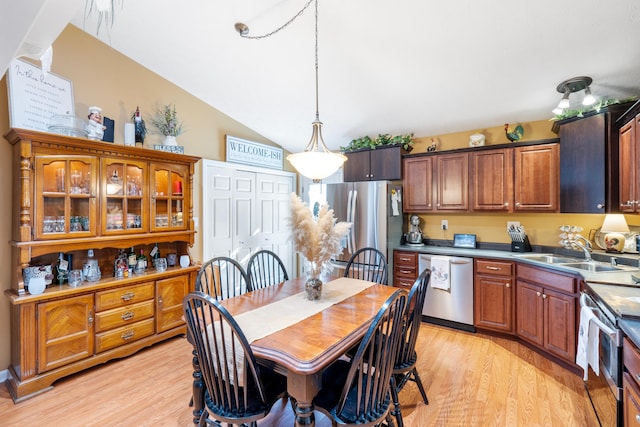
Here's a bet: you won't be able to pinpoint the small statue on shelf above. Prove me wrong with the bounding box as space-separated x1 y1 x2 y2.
86 106 106 140
132 106 147 146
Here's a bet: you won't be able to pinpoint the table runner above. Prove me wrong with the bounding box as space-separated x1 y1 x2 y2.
235 277 376 344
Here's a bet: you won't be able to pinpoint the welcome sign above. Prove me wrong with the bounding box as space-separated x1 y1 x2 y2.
226 135 283 170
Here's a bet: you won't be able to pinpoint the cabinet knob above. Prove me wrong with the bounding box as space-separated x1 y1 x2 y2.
536 291 541 297
504 203 509 207
542 293 547 299
88 311 94 325
596 203 605 209
515 202 521 207
158 296 164 306
505 283 510 288
636 414 640 424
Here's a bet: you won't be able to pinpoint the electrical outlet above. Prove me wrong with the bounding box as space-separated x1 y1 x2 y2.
507 221 520 229
441 219 448 230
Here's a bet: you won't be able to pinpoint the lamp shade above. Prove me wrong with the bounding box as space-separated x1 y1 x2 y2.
601 214 630 233
287 151 346 181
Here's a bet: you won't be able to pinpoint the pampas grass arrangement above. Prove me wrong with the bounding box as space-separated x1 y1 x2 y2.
289 193 351 276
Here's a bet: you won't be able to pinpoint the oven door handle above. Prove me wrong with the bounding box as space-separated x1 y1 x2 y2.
579 293 619 340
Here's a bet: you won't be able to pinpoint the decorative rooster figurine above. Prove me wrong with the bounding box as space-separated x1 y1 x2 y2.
505 123 524 142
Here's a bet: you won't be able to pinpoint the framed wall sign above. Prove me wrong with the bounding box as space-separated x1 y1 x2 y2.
6 58 75 132
226 135 283 170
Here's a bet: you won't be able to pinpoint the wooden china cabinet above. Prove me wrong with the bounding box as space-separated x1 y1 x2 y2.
4 129 200 402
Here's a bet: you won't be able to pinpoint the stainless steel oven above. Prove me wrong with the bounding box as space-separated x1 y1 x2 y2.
580 292 623 427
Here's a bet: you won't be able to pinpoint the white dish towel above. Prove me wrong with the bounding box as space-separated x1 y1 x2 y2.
430 256 451 291
576 305 600 381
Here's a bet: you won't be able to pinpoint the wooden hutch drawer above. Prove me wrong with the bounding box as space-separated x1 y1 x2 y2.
95 318 155 353
94 300 155 333
476 259 513 277
95 282 155 311
394 251 417 267
395 277 417 288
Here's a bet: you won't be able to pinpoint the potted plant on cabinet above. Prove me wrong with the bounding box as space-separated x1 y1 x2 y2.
341 132 414 153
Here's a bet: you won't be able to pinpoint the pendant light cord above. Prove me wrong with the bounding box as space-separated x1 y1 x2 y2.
237 0 314 40
313 0 320 122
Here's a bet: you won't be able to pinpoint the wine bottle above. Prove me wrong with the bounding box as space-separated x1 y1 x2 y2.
54 252 68 284
150 243 160 261
128 246 137 270
136 249 147 272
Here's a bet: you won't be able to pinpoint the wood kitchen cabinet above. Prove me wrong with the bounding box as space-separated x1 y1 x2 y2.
474 259 514 333
403 140 558 213
623 337 640 427
343 145 402 182
515 264 577 364
470 148 513 212
403 156 433 212
393 250 418 290
4 128 201 402
618 114 640 213
513 143 559 212
435 152 468 211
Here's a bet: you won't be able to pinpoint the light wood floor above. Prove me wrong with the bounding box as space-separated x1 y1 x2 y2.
0 323 600 426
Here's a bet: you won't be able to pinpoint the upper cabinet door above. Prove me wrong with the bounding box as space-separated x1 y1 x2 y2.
470 148 513 212
403 156 433 212
619 118 638 213
435 152 468 211
34 156 98 240
513 144 559 212
101 158 147 234
150 162 189 232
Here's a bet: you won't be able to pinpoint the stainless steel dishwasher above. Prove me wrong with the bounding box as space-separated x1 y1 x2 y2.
418 254 475 332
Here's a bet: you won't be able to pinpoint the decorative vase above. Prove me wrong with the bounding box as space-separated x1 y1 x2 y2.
164 135 178 146
305 261 323 300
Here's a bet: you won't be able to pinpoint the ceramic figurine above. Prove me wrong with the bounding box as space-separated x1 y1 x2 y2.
86 106 106 140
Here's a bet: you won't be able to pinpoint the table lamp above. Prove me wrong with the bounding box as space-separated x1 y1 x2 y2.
601 214 630 253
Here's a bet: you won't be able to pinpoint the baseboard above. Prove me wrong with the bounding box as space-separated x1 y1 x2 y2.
0 369 7 383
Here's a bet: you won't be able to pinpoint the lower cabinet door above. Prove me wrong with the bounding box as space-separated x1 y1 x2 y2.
38 294 95 373
474 275 513 333
543 287 576 362
156 274 189 332
515 281 544 347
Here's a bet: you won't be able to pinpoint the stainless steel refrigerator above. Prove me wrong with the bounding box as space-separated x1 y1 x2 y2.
308 181 403 274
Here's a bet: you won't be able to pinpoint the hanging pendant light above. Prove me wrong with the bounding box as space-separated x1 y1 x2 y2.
234 0 345 183
286 0 346 182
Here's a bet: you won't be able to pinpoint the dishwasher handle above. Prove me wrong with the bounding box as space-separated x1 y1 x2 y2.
419 255 472 265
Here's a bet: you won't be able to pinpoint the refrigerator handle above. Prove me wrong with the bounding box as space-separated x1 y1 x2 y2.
346 190 354 254
350 190 358 252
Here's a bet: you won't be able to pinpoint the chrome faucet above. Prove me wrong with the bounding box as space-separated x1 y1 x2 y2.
571 236 592 262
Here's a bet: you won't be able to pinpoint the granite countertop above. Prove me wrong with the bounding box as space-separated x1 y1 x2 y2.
392 243 640 348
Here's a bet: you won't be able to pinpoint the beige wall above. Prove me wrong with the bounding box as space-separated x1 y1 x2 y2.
0 25 292 374
409 121 639 244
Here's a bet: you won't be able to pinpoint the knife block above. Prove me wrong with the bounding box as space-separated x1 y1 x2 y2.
511 235 532 252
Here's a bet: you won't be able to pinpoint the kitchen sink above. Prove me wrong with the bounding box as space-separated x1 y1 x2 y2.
517 254 580 264
560 262 624 272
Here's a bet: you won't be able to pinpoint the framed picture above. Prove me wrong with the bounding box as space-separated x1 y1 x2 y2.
453 233 477 248
6 58 75 132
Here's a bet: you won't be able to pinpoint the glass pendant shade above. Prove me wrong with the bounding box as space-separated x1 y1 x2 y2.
582 87 596 105
287 119 347 181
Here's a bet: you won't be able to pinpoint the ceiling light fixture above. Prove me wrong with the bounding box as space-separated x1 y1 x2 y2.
552 76 595 114
235 0 346 182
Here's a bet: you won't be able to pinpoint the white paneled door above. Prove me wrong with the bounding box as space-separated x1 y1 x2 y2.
202 159 296 277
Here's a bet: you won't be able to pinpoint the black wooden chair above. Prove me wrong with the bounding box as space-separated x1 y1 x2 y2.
343 247 388 285
183 292 288 426
196 256 250 299
312 289 407 427
190 256 250 423
246 249 289 290
390 269 431 427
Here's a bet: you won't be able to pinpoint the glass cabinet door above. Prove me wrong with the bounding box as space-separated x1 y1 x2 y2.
101 159 147 234
150 163 188 232
35 156 98 240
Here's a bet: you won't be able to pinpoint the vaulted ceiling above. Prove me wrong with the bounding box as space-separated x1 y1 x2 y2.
6 1 640 153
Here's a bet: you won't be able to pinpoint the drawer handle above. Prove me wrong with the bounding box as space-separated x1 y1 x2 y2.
121 292 135 301
636 414 640 424
121 311 135 321
485 266 500 271
121 330 135 341
400 269 412 274
399 257 411 261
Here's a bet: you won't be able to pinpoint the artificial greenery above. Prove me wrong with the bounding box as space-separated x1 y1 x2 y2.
550 97 638 121
150 104 184 137
341 133 414 152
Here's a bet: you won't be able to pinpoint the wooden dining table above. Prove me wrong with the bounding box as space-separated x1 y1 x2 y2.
190 276 399 427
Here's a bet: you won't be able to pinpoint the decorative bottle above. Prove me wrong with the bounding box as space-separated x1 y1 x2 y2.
128 246 137 271
54 252 68 285
133 106 146 146
136 249 147 273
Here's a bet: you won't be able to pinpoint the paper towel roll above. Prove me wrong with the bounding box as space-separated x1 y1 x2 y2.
124 123 135 146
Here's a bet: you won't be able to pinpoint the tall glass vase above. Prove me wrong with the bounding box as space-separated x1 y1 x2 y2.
305 261 323 300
